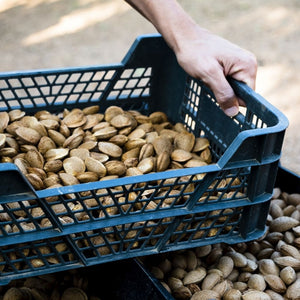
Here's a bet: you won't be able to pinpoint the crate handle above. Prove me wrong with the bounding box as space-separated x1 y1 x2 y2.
215 78 289 168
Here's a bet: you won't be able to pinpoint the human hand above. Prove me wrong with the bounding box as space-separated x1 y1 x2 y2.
175 27 257 117
125 0 257 117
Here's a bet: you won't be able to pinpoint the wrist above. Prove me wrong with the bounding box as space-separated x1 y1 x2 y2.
170 24 210 57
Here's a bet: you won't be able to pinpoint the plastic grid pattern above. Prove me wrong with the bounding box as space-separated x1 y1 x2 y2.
0 67 152 113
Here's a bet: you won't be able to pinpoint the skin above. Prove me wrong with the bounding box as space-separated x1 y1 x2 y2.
125 0 257 117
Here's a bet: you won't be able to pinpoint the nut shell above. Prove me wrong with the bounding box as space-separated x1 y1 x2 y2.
15 126 41 145
98 141 122 158
63 157 86 176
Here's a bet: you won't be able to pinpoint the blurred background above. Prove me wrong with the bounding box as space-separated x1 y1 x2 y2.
0 0 299 174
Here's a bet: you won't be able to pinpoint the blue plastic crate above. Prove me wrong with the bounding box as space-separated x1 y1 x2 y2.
0 34 288 284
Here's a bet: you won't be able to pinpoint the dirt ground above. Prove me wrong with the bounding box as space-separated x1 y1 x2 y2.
0 0 299 174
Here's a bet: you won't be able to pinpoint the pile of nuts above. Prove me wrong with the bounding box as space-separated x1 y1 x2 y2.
146 189 300 300
0 268 100 300
0 105 217 271
1 188 299 299
0 106 211 191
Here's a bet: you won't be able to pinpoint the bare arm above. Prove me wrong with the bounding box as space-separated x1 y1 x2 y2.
125 0 257 117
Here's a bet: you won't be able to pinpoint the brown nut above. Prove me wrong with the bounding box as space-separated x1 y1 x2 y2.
98 141 122 158
62 108 87 128
15 126 41 145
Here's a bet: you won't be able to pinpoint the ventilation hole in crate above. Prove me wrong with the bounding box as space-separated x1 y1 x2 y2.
21 98 36 107
191 91 196 103
92 70 106 81
257 118 264 128
126 79 138 89
107 90 119 100
78 95 91 103
0 79 9 89
67 73 81 83
91 91 102 101
28 87 42 97
104 70 116 80
61 83 74 94
64 94 78 103
114 79 126 89
73 83 87 93
232 117 241 127
40 86 50 96
80 72 93 82
138 77 150 87
142 87 150 97
8 78 22 88
55 74 69 84
119 90 131 99
54 95 67 105
252 114 258 128
2 90 14 99
50 85 61 95
121 69 134 79
0 103 7 110
43 96 54 105
98 81 109 91
132 68 145 78
239 106 247 116
131 88 143 97
7 100 19 108
15 88 28 98
46 75 56 84
33 76 47 86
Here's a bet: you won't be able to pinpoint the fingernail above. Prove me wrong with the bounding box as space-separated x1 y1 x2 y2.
224 106 239 117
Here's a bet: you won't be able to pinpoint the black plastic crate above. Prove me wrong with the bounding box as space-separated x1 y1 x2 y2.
138 165 300 300
86 259 174 300
0 34 288 284
275 164 300 193
0 258 173 299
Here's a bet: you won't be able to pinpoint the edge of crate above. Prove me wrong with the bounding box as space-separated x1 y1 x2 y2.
276 165 300 193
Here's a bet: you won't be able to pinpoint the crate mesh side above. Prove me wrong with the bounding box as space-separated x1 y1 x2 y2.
180 77 270 161
0 67 152 113
73 218 173 262
39 169 249 229
180 78 226 160
183 77 269 131
0 166 251 240
39 175 205 225
0 237 79 277
166 206 243 246
108 67 151 101
194 167 250 207
0 201 50 237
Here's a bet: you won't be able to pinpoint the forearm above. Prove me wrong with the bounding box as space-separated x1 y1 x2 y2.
125 0 203 54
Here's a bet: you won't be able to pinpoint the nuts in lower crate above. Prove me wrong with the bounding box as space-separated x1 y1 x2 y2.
1 269 100 299
146 189 300 300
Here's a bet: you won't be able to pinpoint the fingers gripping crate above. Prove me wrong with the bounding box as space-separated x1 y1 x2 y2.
0 34 288 284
